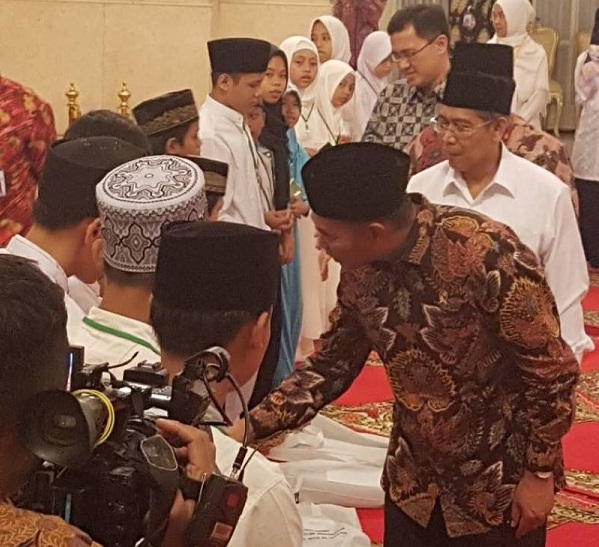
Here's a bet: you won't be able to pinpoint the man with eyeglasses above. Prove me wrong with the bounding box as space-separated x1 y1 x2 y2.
361 5 450 150
408 42 593 365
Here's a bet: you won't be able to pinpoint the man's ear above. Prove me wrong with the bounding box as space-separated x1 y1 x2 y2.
435 34 449 54
249 310 272 350
367 221 388 242
493 116 510 142
164 137 180 155
83 217 102 243
84 218 104 275
216 74 232 93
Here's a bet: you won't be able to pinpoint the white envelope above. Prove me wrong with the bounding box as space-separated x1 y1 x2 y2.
281 459 385 508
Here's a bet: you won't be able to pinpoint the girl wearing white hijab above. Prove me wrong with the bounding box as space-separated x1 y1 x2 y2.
351 31 393 140
310 15 351 64
311 59 355 149
280 36 320 153
295 59 355 358
489 0 549 128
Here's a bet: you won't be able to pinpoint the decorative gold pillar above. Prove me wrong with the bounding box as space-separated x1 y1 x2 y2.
65 82 81 127
117 82 132 119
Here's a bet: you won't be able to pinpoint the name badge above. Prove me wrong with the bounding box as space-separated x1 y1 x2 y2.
0 171 6 198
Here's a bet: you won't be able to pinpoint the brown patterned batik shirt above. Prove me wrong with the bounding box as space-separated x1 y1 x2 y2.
250 195 579 538
0 502 103 546
361 79 444 151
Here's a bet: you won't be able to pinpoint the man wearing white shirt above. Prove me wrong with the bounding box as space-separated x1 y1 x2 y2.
200 38 296 409
150 220 303 547
0 137 144 339
408 42 593 362
200 38 293 233
63 108 154 315
199 38 273 229
69 155 207 376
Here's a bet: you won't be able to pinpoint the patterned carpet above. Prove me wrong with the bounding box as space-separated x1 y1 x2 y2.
319 282 599 545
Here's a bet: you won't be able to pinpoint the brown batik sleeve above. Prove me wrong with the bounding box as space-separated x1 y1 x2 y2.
249 287 372 440
495 244 580 472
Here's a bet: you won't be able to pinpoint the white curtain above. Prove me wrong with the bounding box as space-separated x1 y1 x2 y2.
532 0 596 129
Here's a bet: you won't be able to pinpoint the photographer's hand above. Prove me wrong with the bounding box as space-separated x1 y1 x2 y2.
156 420 216 547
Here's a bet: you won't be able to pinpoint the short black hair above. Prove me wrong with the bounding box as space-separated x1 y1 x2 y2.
32 195 98 230
103 263 155 291
387 5 449 41
0 256 68 425
64 110 151 154
150 298 258 358
210 73 244 87
379 197 415 229
147 119 196 155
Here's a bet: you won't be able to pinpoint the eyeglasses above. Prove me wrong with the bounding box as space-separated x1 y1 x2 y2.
431 116 495 139
390 37 439 64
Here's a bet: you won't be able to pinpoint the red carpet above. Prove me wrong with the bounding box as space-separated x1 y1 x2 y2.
322 287 599 545
334 356 392 405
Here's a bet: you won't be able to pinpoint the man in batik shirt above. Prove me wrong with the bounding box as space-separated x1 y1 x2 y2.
0 76 57 246
361 5 450 150
230 142 579 546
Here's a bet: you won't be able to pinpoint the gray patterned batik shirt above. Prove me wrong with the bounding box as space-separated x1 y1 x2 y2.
362 79 445 152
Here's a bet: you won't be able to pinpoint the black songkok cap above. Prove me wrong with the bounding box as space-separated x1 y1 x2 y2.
302 143 411 222
184 156 228 195
442 43 515 116
154 220 280 313
38 136 146 215
208 38 271 74
133 89 198 136
592 9 599 45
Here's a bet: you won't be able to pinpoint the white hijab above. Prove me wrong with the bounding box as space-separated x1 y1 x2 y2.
280 36 320 108
311 15 351 64
354 31 392 138
313 60 354 147
489 0 549 122
280 36 321 148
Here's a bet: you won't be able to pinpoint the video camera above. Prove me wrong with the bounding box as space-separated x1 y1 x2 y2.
18 346 250 547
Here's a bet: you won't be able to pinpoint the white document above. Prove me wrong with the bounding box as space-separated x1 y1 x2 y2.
299 503 371 547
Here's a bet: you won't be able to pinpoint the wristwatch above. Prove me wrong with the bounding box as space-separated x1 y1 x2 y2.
534 471 553 480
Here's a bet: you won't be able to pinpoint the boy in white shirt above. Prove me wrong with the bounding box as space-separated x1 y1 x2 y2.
150 220 303 547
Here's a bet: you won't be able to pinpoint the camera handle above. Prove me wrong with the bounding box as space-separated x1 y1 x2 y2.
140 435 179 546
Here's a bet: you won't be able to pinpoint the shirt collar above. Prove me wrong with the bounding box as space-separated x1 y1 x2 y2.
204 95 245 127
408 79 446 102
5 235 69 291
86 306 159 345
442 144 517 199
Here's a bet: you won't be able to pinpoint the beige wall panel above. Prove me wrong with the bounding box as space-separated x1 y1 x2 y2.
214 0 331 45
103 2 213 116
0 0 333 134
0 1 105 134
